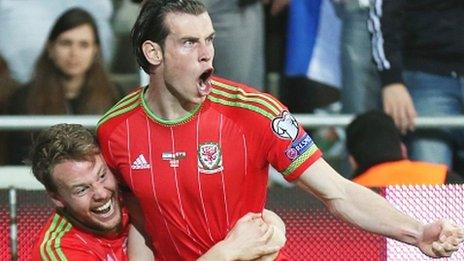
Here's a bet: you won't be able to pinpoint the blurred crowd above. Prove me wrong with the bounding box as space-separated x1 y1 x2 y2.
0 0 463 181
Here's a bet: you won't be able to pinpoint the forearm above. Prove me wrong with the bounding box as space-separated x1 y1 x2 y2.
297 159 424 246
199 211 283 261
128 225 154 260
197 241 231 261
327 180 423 245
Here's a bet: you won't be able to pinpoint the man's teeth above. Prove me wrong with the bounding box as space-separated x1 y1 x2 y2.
93 199 112 213
199 81 206 89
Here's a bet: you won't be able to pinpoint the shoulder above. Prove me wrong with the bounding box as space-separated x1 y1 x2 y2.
207 76 287 121
33 212 76 260
97 87 144 136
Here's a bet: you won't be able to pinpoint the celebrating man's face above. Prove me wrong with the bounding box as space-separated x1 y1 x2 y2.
49 154 122 234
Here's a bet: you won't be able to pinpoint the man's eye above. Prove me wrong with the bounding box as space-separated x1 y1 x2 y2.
184 40 194 47
75 187 88 195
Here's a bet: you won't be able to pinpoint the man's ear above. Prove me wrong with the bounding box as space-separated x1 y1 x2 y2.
48 191 65 209
142 40 163 66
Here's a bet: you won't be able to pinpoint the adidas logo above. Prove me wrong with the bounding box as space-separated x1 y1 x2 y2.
131 154 151 170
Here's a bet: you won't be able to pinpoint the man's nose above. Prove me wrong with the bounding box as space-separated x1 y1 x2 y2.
93 184 109 200
199 42 213 62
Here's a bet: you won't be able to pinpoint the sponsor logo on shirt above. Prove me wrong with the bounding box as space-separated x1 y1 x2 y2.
162 152 186 168
272 111 299 141
131 154 151 170
285 133 313 161
198 142 224 174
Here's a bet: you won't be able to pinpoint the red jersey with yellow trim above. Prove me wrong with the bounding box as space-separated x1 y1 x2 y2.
31 208 129 261
97 76 321 260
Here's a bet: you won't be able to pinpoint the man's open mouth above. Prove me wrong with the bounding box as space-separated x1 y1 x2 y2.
91 198 114 218
198 68 214 96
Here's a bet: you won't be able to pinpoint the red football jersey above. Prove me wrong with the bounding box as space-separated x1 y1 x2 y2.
31 208 129 261
97 76 321 260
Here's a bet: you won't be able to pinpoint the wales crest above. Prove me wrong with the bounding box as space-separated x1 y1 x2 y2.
198 142 224 174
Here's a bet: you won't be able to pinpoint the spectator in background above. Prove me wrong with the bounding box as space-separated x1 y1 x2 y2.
201 0 265 89
0 0 114 84
346 110 463 187
369 0 464 172
334 0 382 179
201 0 289 90
0 55 18 164
333 0 381 114
6 8 123 165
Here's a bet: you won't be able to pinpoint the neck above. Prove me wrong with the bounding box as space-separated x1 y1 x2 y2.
62 75 85 99
145 77 202 120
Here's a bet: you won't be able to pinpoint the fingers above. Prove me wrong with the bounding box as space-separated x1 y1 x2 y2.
393 103 416 134
440 221 464 240
431 233 454 257
238 212 262 223
428 220 464 257
405 106 417 132
260 223 275 243
384 95 415 134
382 83 417 134
253 217 269 235
255 244 281 257
431 240 459 257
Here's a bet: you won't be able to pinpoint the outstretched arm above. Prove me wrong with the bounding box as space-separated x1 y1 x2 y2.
296 157 464 258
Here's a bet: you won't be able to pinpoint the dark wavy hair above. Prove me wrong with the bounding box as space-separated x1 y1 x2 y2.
27 7 119 114
131 0 207 74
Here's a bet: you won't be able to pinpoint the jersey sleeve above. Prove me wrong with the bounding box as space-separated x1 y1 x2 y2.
265 110 322 181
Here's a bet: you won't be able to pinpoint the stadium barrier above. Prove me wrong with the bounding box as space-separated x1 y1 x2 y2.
1 115 464 260
2 114 464 130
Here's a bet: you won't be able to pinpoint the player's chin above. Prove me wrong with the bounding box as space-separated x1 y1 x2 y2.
90 198 121 230
92 212 122 233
